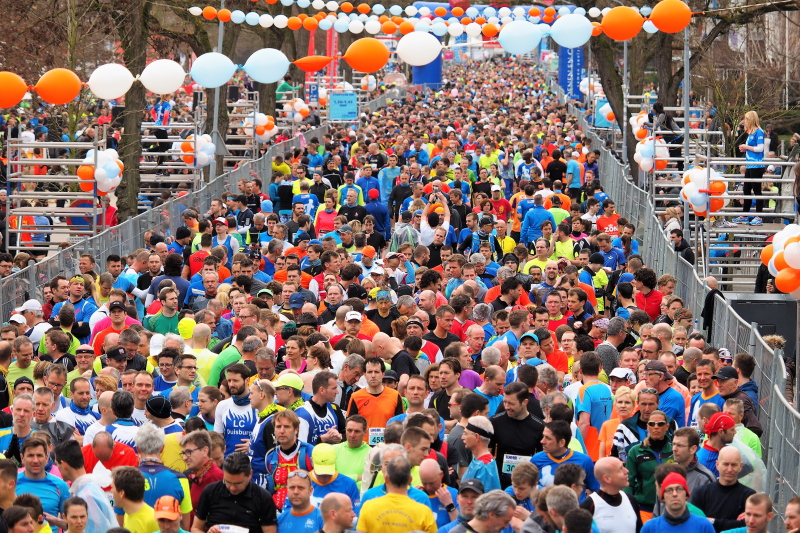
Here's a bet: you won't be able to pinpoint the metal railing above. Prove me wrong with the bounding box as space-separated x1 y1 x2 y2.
555 82 800 523
363 88 406 114
0 125 329 322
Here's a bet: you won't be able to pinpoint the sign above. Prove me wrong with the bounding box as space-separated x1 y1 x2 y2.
329 92 359 121
558 45 584 100
594 98 616 128
307 83 319 106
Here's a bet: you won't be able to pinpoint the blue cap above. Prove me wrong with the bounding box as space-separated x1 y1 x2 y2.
414 209 423 216
309 239 323 246
520 331 539 343
289 293 306 309
618 273 634 284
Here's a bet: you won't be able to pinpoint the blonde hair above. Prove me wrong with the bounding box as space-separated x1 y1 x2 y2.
744 110 760 133
216 283 232 308
614 386 636 405
664 207 679 220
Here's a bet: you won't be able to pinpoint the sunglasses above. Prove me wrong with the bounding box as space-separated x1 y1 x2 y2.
287 470 309 479
640 388 658 395
647 421 668 427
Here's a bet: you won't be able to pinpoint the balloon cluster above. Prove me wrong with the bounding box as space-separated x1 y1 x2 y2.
634 136 669 172
361 75 377 91
243 113 278 142
76 149 124 196
598 103 615 123
282 100 312 123
679 167 727 216
629 111 649 140
579 77 603 96
760 224 800 296
177 135 216 168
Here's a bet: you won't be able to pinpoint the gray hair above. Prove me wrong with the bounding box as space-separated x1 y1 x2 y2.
343 353 366 372
13 393 33 406
472 303 492 323
607 316 626 337
396 295 415 310
169 386 192 409
537 364 559 390
242 336 263 354
255 347 275 363
545 485 579 516
473 490 517 521
378 443 407 464
481 346 501 366
164 333 186 352
34 387 54 402
135 421 166 455
469 253 487 264
119 328 141 345
101 367 121 382
541 391 570 411
385 456 412 488
467 415 493 446
496 266 514 280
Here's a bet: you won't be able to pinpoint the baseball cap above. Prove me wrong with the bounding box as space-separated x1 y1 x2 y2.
480 217 493 226
150 334 165 358
146 395 173 419
371 266 385 276
106 345 127 361
14 300 42 313
294 231 311 245
383 370 399 382
385 252 400 260
153 496 181 521
589 252 605 265
705 412 736 434
712 366 738 381
347 284 368 300
491 184 502 191
644 360 673 381
312 444 337 476
178 318 196 340
414 209 423 216
13 377 34 390
8 315 25 325
338 224 353 233
289 293 306 309
108 301 126 312
257 288 273 298
274 373 304 391
345 311 363 322
609 367 635 382
309 239 323 246
175 227 191 240
213 217 228 226
361 246 376 259
520 331 539 343
459 479 485 495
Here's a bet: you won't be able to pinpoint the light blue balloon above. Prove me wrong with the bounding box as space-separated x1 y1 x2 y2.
242 48 289 84
415 20 430 32
389 5 402 15
85 149 96 161
200 142 216 155
432 22 448 36
538 23 551 35
104 161 120 179
297 0 310 6
319 18 333 30
466 6 479 18
574 7 586 15
498 20 541 55
338 12 349 18
447 17 458 24
550 14 593 48
640 6 652 15
280 0 293 6
690 192 708 206
245 12 260 25
349 13 358 20
530 15 541 23
334 18 350 32
643 20 658 33
230 9 245 23
373 4 385 14
639 143 655 159
432 17 444 24
483 7 496 17
191 52 237 88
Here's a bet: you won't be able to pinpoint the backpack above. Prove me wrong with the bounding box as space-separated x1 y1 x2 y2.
470 231 496 256
390 224 418 252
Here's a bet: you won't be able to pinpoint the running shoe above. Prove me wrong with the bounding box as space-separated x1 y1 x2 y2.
732 216 749 223
714 219 738 228
749 217 763 226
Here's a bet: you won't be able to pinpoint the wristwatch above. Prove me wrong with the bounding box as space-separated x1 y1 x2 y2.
446 503 456 512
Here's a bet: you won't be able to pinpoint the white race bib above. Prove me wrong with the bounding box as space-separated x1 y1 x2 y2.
368 427 385 446
502 454 532 474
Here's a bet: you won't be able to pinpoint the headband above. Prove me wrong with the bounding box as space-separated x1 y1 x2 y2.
466 423 493 440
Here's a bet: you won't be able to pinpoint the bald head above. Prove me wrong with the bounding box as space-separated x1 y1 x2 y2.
97 390 115 410
193 323 211 342
704 276 719 290
595 457 621 481
719 445 742 463
320 492 351 522
103 332 120 350
418 458 443 483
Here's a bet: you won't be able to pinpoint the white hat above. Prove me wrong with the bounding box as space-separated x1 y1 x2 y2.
8 315 25 325
370 266 385 275
345 311 362 322
608 367 635 382
150 334 166 358
14 300 42 313
491 184 502 192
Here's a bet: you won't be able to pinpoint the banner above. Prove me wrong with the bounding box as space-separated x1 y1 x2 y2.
558 45 584 100
329 92 358 121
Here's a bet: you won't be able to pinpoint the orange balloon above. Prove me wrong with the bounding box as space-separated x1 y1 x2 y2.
35 68 82 106
601 6 643 41
303 17 318 30
319 96 327 106
788 237 800 247
382 20 397 34
776 268 800 293
694 209 707 217
299 107 310 117
475 16 486 24
529 7 540 16
266 117 275 128
452 6 464 16
217 8 231 21
399 20 415 34
709 198 724 212
298 13 308 20
775 251 789 272
0 72 28 109
182 155 195 165
77 165 95 180
181 141 193 153
256 125 266 135
316 13 326 20
709 181 726 195
357 3 370 13
650 0 692 33
343 38 390 73
434 6 447 16
636 128 647 140
591 21 603 36
340 2 353 12
607 112 615 121
544 6 556 16
655 159 668 170
116 160 124 173
461 17 472 24
761 244 774 266
202 6 217 19
287 17 302 30
379 15 389 22
293 55 333 72
543 15 554 23
482 23 498 37
392 16 403 24
266 0 278 4
79 181 95 193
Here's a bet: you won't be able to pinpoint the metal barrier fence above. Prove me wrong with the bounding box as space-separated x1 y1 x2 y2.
362 88 406 114
0 125 329 322
556 84 800 523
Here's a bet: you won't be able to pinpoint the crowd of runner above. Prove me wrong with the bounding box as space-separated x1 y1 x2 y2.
0 57 792 533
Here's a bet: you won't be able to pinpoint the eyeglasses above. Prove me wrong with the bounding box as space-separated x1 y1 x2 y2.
663 486 686 494
647 421 668 427
645 371 664 377
640 388 658 395
287 470 309 479
181 366 197 371
159 363 174 368
239 314 254 319
222 477 249 488
180 448 200 458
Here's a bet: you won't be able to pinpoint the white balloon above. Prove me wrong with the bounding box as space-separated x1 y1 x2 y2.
465 22 482 37
418 6 430 16
513 6 525 17
274 15 288 28
601 7 611 15
447 23 464 36
487 16 499 24
326 0 338 10
498 7 511 17
501 16 512 24
255 113 268 126
88 64 135 100
396 32 442 66
139 60 185 95
785 243 800 269
404 5 417 16
293 112 303 123
348 19 364 33
195 151 210 167
639 158 654 171
358 13 368 21
312 0 325 9
259 14 274 27
105 149 119 161
588 7 601 17
94 169 108 183
364 19 382 34
188 6 202 16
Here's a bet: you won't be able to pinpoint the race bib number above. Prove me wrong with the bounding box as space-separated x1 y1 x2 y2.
369 427 384 446
502 454 532 474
